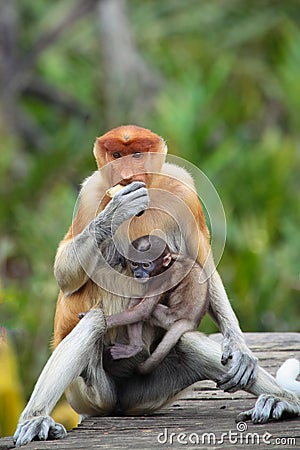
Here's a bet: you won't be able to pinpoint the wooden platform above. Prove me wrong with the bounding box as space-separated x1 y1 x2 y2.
1 332 299 449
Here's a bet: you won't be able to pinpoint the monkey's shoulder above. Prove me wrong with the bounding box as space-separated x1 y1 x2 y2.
80 171 107 199
160 163 196 191
172 255 202 270
161 258 201 293
155 163 202 214
79 171 109 214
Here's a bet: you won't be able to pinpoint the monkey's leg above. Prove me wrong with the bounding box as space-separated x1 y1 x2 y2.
138 319 194 374
110 322 144 360
14 309 111 447
180 333 300 423
119 331 300 423
109 297 145 360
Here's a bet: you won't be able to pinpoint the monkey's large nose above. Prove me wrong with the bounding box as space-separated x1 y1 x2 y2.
120 168 134 183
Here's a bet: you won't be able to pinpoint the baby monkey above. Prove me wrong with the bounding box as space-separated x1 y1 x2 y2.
106 235 208 374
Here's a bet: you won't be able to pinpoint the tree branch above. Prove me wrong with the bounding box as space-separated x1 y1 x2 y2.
4 0 99 97
24 78 89 119
97 0 162 126
23 0 98 71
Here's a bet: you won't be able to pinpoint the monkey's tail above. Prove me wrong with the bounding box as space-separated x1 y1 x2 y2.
276 358 300 397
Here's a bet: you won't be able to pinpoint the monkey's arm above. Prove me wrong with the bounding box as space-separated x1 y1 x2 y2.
207 269 258 392
109 298 145 360
54 182 149 294
184 187 258 392
106 295 160 328
13 310 106 447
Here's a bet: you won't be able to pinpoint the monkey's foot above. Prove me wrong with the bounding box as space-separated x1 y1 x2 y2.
110 343 144 360
236 394 300 424
14 415 67 447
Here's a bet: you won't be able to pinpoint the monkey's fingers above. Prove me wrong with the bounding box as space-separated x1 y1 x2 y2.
113 181 146 198
237 394 300 424
272 398 300 420
236 408 253 423
221 349 232 366
14 416 66 447
217 364 246 392
218 353 257 392
108 182 149 224
220 364 256 392
251 395 279 423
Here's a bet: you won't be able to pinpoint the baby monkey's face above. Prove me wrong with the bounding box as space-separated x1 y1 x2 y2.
129 260 155 281
128 235 173 283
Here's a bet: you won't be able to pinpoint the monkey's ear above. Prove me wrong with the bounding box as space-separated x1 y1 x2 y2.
93 137 107 169
162 253 172 267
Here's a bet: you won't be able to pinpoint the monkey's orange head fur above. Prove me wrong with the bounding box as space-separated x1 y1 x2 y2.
93 125 167 186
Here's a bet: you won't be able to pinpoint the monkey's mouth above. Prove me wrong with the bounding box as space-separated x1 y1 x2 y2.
120 171 148 183
135 278 149 284
120 179 145 186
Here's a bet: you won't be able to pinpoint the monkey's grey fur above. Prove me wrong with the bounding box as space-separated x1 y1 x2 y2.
14 181 300 447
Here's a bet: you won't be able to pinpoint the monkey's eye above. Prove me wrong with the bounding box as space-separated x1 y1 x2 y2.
112 152 122 159
132 152 142 158
142 262 152 269
130 262 138 269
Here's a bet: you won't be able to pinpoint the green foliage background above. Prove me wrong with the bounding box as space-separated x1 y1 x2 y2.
0 0 299 406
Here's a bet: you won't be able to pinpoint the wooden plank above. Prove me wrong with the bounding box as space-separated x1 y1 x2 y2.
210 332 300 350
1 332 299 449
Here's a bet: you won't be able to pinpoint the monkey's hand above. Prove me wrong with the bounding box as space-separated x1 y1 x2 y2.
14 415 67 447
92 182 149 241
236 393 300 424
217 336 258 392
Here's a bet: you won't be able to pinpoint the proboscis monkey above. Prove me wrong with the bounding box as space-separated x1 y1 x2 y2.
14 125 300 446
106 235 208 374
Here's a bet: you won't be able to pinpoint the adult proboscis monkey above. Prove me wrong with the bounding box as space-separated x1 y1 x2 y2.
14 125 300 446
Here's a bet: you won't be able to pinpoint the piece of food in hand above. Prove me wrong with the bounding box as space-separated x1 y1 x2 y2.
106 184 123 198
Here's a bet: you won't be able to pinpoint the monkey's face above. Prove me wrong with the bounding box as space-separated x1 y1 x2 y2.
128 236 173 283
129 261 155 281
106 151 150 187
93 125 167 187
